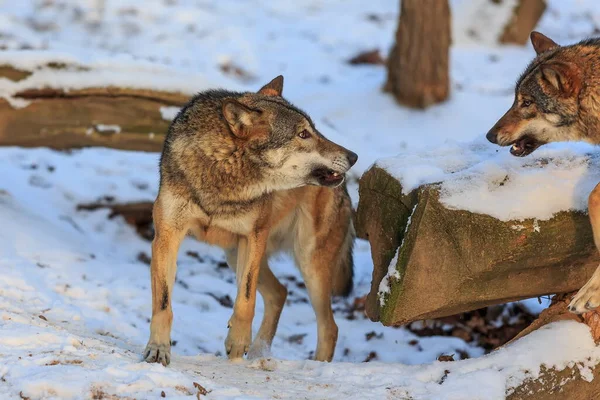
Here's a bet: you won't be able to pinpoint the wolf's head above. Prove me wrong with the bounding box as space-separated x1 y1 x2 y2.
221 76 357 189
486 32 587 156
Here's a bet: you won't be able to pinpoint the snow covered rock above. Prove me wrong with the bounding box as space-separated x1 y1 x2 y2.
356 165 599 326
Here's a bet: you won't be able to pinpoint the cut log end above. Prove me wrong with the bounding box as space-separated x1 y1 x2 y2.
356 165 600 326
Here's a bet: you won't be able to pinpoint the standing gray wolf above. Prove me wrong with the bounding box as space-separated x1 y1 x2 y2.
143 76 358 366
486 31 600 314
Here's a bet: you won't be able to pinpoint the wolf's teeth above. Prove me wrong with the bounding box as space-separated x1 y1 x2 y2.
512 144 518 150
332 172 339 177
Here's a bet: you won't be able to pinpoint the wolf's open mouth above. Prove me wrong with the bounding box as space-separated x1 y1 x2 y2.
311 167 345 187
509 135 543 157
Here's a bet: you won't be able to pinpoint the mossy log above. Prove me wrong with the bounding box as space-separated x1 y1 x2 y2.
356 165 599 326
0 66 188 151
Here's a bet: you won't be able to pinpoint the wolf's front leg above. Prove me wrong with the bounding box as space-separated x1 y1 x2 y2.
143 203 188 366
570 183 600 314
569 266 600 313
225 232 267 359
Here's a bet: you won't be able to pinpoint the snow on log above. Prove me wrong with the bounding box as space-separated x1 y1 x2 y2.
504 295 600 399
0 62 189 151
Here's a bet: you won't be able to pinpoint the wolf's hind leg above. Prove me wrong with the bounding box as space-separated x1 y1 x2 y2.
299 256 338 362
569 182 600 313
295 233 338 361
250 261 287 358
225 251 287 359
144 201 188 366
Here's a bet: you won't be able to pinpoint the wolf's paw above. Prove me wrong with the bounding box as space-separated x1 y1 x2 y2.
568 284 600 314
247 338 271 360
225 318 251 360
143 342 171 366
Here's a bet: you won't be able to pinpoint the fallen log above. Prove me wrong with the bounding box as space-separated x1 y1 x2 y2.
356 165 599 326
509 363 600 400
0 65 188 151
505 294 600 399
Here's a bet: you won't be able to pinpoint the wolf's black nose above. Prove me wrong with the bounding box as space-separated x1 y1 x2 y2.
486 130 498 144
347 151 358 167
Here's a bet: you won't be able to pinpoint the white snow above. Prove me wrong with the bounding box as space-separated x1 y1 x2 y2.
160 106 181 122
378 247 400 306
453 0 518 47
0 146 485 399
379 141 600 221
94 124 121 134
378 204 417 306
0 52 216 101
0 0 600 399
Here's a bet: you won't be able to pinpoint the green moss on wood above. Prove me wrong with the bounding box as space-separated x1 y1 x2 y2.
357 166 600 326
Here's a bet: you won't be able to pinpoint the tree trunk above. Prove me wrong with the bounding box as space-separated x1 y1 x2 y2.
500 0 547 45
385 0 451 109
356 165 599 326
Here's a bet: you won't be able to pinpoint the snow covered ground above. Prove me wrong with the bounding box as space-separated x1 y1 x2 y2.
1 0 600 399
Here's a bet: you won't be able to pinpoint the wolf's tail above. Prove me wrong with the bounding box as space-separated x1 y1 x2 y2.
331 223 354 297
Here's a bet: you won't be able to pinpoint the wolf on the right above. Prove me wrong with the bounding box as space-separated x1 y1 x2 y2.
486 31 600 314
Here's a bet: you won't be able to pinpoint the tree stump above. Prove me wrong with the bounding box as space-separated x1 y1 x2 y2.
384 0 451 109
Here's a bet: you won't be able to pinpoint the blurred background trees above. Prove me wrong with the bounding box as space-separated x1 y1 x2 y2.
386 0 547 109
384 0 451 109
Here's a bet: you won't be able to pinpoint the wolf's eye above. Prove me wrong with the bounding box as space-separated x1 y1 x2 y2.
298 130 311 139
521 100 533 107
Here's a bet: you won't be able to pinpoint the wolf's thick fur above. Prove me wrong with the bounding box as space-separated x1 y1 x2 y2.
487 32 600 314
143 76 357 366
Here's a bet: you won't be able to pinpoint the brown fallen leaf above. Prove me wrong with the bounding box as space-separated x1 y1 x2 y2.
348 49 385 65
38 315 47 321
365 331 383 341
137 252 151 265
363 351 377 362
437 354 455 362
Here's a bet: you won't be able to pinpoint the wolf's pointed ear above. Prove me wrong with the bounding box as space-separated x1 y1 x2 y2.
258 75 284 97
540 62 581 96
222 99 261 138
530 31 558 55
